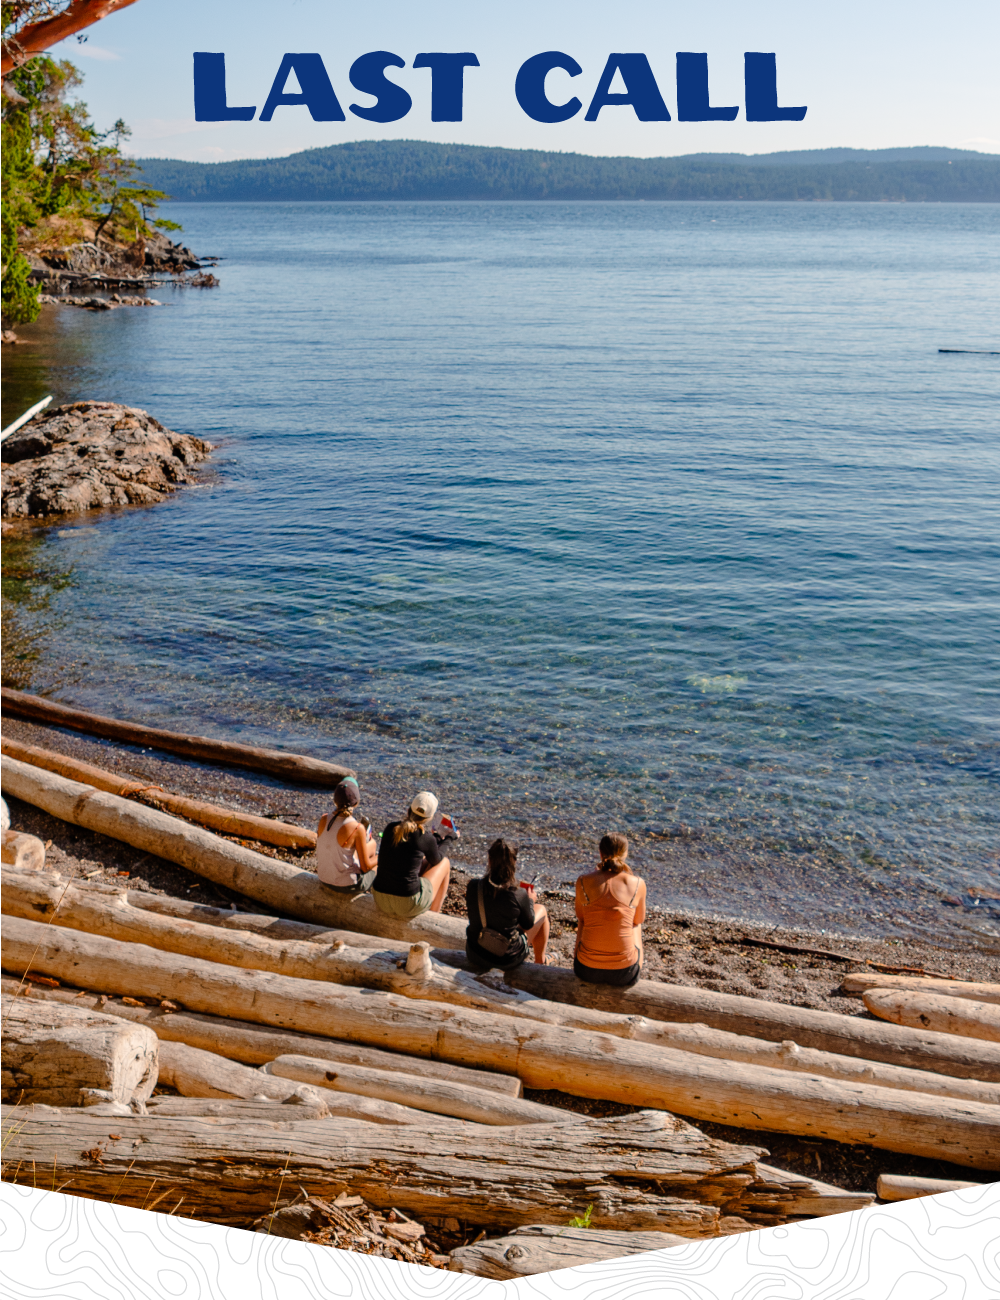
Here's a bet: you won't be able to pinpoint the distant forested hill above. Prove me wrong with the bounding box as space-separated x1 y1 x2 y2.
135 141 1000 203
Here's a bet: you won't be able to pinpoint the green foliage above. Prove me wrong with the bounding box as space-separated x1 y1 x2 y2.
1 37 178 325
567 1204 593 1229
134 140 1000 204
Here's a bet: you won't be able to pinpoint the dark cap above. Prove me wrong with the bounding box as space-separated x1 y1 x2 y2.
333 777 360 809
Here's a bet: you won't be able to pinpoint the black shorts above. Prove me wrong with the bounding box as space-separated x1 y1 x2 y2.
466 931 530 974
573 956 641 988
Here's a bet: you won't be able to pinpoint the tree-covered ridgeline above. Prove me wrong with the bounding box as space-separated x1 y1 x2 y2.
1 11 176 326
135 140 1000 204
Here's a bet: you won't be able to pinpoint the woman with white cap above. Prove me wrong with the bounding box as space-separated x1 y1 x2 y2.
315 777 378 894
372 790 454 918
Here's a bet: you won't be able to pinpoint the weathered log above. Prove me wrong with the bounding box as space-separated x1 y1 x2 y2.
1 828 45 870
157 1040 456 1128
1 995 157 1106
1 738 317 848
505 957 1000 1081
263 1054 577 1127
0 688 353 785
5 918 999 1169
863 990 1000 1043
449 1225 688 1278
145 1095 334 1120
0 978 523 1098
0 758 463 945
876 1174 983 1202
749 1162 874 1216
842 972 1000 1006
7 870 997 1105
0 1105 757 1233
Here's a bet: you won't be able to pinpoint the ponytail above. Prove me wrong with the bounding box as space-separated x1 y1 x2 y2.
389 811 422 847
599 832 629 876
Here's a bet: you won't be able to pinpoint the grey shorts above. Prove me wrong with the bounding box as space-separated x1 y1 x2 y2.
323 867 377 896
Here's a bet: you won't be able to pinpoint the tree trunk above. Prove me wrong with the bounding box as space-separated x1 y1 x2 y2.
6 869 997 1104
1 829 45 871
0 689 352 786
0 977 523 1098
504 959 1000 1081
156 1040 461 1128
449 1225 689 1278
0 757 463 944
1 738 317 848
863 990 1000 1043
5 917 999 1169
875 1174 983 1202
842 973 1000 1005
0 1105 761 1234
2 995 157 1106
263 1054 580 1127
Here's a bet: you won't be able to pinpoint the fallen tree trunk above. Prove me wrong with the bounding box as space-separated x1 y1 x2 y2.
863 990 1000 1043
7 870 997 1105
449 1225 688 1278
1 995 157 1106
0 1105 758 1233
5 918 999 1169
876 1174 983 1202
504 957 1000 1081
157 1040 460 1128
0 757 463 945
145 1096 334 1120
263 1054 578 1127
0 978 523 1098
0 688 353 786
752 1163 874 1216
1 738 317 848
842 972 1000 1005
1 829 46 871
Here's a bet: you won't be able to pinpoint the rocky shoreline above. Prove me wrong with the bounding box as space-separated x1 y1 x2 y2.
1 401 212 519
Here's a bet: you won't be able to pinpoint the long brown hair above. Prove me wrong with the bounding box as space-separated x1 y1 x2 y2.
599 833 629 876
485 839 518 891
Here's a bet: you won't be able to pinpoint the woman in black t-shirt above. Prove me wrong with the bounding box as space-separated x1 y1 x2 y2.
465 839 550 972
373 790 453 919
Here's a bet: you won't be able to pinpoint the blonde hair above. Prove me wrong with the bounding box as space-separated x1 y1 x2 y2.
599 833 629 876
389 807 424 847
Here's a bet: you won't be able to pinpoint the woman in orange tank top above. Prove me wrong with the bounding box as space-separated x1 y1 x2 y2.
574 833 645 988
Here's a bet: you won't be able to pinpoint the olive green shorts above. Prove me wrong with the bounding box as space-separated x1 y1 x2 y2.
372 877 434 919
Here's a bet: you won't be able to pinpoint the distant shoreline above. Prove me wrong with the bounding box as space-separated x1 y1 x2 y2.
135 140 1000 205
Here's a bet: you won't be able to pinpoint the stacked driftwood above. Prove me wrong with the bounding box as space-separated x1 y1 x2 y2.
2 700 998 1276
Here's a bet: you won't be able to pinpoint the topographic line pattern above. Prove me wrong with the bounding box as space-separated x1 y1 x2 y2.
0 1183 997 1298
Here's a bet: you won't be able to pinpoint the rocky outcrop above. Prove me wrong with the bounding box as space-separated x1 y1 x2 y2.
37 295 161 310
30 232 203 283
1 402 212 518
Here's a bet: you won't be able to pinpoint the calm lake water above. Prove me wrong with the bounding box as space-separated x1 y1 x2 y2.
4 201 999 950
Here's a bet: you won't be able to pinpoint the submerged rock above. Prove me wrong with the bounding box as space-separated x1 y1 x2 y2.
1 401 212 518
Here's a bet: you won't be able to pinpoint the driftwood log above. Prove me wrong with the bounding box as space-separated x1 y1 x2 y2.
0 979 523 1098
157 1040 463 1128
0 758 461 945
876 1174 983 1201
504 960 1000 1081
449 1225 688 1278
4 918 999 1168
1 829 46 871
6 870 998 1105
0 689 353 785
862 990 1000 1043
0 1106 761 1233
262 1054 578 1126
144 1095 333 1120
2 995 157 1106
842 972 1000 1006
1 738 317 848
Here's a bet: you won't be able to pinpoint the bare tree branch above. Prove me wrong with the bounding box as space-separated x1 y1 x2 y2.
2 1 140 75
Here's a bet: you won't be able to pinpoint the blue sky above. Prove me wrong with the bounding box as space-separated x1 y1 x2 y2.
51 0 1000 161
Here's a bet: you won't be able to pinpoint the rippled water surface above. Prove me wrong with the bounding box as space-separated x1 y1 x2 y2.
4 201 999 949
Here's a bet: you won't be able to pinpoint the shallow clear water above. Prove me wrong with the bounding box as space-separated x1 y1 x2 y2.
5 201 999 949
